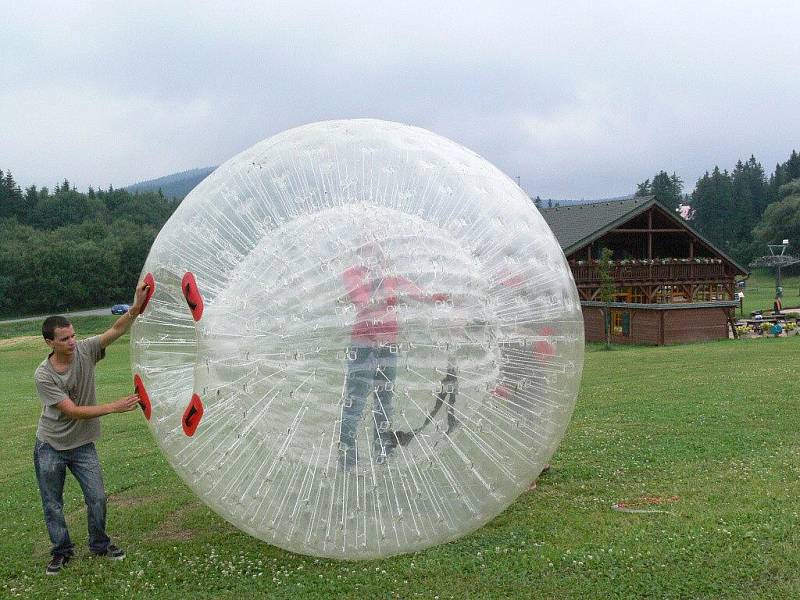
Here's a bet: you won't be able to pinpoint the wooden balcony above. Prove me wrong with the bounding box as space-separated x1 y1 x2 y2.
571 260 729 284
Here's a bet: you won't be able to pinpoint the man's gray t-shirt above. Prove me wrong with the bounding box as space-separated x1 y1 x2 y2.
35 335 105 450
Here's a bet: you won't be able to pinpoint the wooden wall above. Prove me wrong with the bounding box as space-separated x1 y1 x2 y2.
663 307 730 344
582 305 731 345
582 307 606 342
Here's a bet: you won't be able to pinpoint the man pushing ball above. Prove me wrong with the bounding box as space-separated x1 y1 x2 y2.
33 280 150 575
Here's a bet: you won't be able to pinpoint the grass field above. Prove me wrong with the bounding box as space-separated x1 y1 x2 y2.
740 268 800 317
1 318 799 599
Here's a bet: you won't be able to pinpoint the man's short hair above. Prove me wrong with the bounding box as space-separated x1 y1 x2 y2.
42 316 72 340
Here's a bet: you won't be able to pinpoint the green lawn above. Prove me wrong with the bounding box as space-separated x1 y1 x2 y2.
740 268 800 317
2 328 799 599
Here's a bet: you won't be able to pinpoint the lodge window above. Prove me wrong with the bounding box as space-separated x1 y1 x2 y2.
693 284 727 301
615 287 645 303
611 310 631 336
655 285 672 304
656 285 690 303
693 285 712 301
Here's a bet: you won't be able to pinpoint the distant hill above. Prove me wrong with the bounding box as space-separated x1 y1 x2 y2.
125 166 215 200
124 168 634 207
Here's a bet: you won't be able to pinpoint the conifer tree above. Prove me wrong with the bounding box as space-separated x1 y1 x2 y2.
786 150 800 179
597 247 615 349
691 167 733 246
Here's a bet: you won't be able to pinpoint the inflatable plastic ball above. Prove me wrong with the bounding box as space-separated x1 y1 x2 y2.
130 119 584 559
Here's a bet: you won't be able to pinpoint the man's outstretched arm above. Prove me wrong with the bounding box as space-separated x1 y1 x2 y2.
100 280 150 349
55 394 140 419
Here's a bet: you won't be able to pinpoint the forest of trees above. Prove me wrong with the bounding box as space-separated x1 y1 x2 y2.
0 172 179 316
2 147 799 317
635 150 800 266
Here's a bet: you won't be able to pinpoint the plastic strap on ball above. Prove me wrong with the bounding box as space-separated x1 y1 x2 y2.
140 272 156 314
181 272 204 321
182 393 204 436
133 373 152 421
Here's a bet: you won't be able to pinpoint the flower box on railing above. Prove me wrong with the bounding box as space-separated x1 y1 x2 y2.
570 259 728 284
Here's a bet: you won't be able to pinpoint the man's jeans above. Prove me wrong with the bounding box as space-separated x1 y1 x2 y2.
33 439 111 557
339 344 398 469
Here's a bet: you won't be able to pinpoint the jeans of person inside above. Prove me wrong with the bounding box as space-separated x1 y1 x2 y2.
33 438 111 557
339 344 398 470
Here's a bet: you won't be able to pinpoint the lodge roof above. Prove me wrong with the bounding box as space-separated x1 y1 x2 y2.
538 196 749 275
539 196 653 252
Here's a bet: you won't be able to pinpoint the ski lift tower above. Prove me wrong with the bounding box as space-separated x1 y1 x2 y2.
749 239 799 298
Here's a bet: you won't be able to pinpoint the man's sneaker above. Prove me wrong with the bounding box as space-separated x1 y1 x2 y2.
45 554 71 575
93 544 125 560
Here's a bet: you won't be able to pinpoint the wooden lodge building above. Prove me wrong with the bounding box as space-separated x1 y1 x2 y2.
539 197 748 345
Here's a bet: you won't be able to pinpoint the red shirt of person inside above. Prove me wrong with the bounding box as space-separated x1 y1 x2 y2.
343 266 446 344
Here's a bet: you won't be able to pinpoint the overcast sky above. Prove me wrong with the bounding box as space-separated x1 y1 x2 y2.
3 1 799 199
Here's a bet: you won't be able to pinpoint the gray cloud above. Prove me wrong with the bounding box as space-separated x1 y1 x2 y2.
2 1 800 198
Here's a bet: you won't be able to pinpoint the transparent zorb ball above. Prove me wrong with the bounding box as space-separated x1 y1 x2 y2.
131 119 584 559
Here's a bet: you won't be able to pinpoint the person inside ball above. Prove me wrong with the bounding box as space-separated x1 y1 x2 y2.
338 241 447 470
33 280 150 575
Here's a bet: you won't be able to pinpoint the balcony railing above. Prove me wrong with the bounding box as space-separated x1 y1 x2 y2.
571 259 728 284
